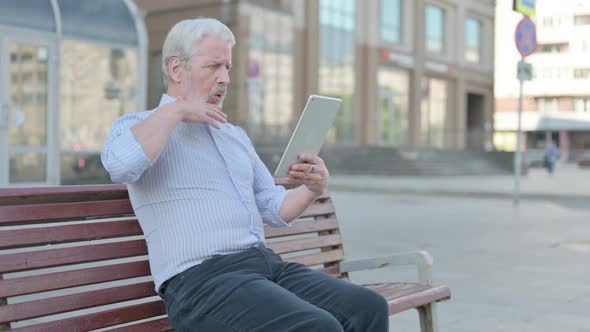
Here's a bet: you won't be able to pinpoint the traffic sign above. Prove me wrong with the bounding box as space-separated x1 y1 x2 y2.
517 60 532 81
515 16 537 57
513 0 536 17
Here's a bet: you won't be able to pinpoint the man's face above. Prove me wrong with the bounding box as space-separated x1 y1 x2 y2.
181 34 232 107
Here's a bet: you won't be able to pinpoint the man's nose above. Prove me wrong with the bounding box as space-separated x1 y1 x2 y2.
217 69 230 85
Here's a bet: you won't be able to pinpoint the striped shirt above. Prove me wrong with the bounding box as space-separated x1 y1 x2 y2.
101 94 288 292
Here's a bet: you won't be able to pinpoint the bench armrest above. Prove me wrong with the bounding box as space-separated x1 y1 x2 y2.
340 250 433 286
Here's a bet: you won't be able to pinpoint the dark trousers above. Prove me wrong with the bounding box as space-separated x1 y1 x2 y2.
158 246 389 332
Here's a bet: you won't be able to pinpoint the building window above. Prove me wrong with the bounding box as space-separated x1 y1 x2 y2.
574 68 590 79
538 42 569 53
537 97 559 113
542 16 554 28
421 78 447 147
381 0 401 44
574 14 590 25
574 98 590 113
247 6 294 142
465 17 482 63
377 68 409 145
320 0 355 144
426 4 445 54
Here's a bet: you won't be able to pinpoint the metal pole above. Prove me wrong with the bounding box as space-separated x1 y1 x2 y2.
514 59 524 207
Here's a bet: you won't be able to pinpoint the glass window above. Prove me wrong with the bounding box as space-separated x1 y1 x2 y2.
247 6 294 143
0 0 56 32
574 14 590 25
320 0 356 144
543 16 554 28
538 97 559 113
377 68 409 145
9 44 49 147
60 40 138 183
465 18 482 63
426 4 445 54
539 43 569 53
381 0 401 44
574 98 590 113
574 68 590 79
10 153 46 183
58 0 138 45
421 78 447 147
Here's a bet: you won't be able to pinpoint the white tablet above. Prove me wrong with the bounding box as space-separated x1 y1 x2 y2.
274 95 342 177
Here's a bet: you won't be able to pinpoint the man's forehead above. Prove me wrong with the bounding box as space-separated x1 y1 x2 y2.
194 34 231 50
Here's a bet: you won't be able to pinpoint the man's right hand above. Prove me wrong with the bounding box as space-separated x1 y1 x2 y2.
172 96 228 129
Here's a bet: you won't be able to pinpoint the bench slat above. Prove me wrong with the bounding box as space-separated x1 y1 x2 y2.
109 317 173 332
288 249 343 267
299 201 335 218
319 265 343 278
0 185 128 207
0 200 133 226
0 282 155 324
373 283 427 300
267 234 342 255
264 218 338 238
0 219 142 250
9 300 165 332
0 260 150 298
365 283 451 315
0 240 147 274
0 185 127 200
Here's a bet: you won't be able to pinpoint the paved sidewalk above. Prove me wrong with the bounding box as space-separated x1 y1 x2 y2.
329 163 590 201
331 191 590 331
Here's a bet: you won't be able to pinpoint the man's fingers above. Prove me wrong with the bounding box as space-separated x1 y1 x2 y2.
207 118 221 129
298 154 324 165
290 163 323 174
289 171 322 181
287 177 303 185
208 111 227 123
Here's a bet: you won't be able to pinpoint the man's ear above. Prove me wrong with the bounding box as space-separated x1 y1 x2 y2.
168 57 184 84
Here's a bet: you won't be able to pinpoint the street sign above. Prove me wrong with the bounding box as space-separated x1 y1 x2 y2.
513 0 536 17
515 16 537 58
517 60 532 81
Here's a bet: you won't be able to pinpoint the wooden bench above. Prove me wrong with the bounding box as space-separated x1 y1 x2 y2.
0 181 450 331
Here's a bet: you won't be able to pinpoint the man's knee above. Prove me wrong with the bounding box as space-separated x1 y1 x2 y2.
346 289 389 331
295 310 343 332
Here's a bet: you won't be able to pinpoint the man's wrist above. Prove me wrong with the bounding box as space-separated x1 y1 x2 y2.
303 184 323 199
159 102 184 123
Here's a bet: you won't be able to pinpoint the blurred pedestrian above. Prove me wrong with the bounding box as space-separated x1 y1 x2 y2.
543 141 560 175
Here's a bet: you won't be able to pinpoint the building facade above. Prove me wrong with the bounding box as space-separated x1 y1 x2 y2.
0 0 496 186
494 0 590 163
137 0 495 149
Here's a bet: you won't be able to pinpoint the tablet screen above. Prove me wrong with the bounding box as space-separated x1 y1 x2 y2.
274 95 342 177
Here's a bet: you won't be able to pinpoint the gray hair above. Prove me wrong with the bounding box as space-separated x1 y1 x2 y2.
161 18 236 88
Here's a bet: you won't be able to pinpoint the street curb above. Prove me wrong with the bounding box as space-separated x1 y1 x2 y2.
328 184 590 202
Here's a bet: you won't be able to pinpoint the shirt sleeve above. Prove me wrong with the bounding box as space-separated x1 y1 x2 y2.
101 113 152 184
238 128 290 227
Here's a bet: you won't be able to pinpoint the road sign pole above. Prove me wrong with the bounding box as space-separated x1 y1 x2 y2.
513 14 536 207
514 59 524 207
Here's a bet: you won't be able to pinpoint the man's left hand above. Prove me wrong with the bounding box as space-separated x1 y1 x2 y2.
288 154 329 196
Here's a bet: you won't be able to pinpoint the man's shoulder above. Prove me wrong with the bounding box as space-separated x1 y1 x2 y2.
112 110 155 128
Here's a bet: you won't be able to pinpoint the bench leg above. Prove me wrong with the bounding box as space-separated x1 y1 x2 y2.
417 303 439 332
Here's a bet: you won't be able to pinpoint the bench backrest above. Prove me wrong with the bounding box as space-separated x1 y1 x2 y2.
0 181 343 331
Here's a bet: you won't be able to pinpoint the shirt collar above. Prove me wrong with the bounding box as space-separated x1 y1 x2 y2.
159 94 176 106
